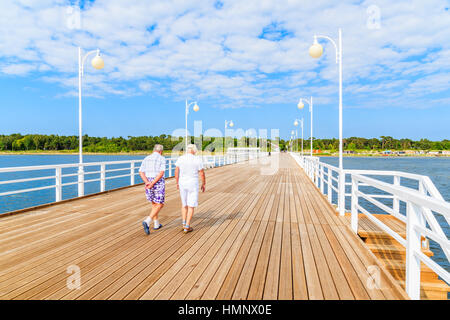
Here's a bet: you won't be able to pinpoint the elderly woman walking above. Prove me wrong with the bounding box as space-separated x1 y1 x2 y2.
175 144 206 233
139 144 166 235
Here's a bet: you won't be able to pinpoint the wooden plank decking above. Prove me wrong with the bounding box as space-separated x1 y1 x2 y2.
0 154 409 300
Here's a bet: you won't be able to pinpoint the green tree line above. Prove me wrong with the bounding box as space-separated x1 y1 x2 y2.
0 133 448 152
285 136 450 152
0 133 268 152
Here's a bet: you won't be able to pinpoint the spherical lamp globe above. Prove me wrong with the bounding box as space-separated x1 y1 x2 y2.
91 55 104 70
193 103 199 112
294 120 299 126
309 41 323 59
297 101 305 109
229 121 234 127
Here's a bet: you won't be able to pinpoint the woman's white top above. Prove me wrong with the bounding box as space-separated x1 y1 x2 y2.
175 154 204 190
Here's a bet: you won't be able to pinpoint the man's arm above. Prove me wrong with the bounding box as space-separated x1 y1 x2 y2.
147 157 165 188
151 170 165 185
199 169 206 192
175 167 180 189
139 171 151 189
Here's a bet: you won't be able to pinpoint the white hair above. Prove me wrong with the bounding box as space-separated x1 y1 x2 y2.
153 144 164 152
187 144 198 153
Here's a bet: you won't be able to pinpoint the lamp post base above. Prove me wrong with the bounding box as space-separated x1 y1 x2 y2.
78 168 85 197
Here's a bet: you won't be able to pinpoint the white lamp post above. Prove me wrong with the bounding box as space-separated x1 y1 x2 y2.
294 118 304 157
297 97 313 157
309 28 344 215
225 120 234 130
185 100 199 152
224 120 234 154
291 130 296 152
77 47 104 197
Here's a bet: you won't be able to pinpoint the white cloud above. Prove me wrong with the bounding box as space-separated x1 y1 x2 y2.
1 63 37 75
0 0 449 109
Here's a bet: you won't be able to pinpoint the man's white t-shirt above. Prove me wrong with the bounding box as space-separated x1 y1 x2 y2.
175 154 204 190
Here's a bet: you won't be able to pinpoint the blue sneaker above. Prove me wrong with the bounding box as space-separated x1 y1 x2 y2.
142 221 150 235
153 223 163 230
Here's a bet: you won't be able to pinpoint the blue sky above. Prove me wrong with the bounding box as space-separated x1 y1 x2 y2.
1 0 449 140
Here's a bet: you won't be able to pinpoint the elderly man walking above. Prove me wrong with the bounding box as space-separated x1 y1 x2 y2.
175 144 206 233
139 144 166 235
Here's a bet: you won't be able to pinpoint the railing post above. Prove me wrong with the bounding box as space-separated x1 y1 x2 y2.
305 159 308 176
306 159 309 177
77 164 84 197
308 160 310 177
417 181 429 249
313 161 317 185
169 159 172 176
316 162 319 187
393 175 400 215
315 161 319 187
327 168 332 203
320 165 324 194
100 164 106 192
313 160 316 183
130 162 135 185
55 167 62 202
351 176 358 233
338 170 345 216
305 159 309 177
405 201 422 300
418 182 427 226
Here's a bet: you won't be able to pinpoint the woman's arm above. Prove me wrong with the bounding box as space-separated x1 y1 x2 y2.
175 167 180 189
199 169 206 192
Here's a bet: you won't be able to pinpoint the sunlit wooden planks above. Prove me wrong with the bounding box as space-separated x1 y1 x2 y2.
0 154 408 300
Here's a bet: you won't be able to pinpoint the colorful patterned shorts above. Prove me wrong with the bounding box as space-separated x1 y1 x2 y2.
145 177 165 204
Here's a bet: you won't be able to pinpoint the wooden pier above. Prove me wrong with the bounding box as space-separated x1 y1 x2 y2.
0 154 411 300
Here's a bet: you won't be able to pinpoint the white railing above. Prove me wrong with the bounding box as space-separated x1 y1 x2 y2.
290 152 450 300
292 154 345 214
0 152 266 213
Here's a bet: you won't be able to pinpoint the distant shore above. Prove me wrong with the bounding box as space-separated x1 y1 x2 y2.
0 150 449 157
0 150 172 156
316 153 450 158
